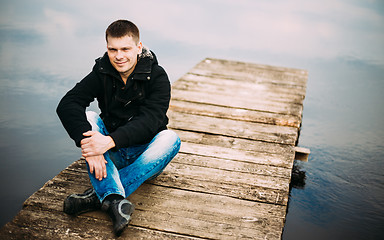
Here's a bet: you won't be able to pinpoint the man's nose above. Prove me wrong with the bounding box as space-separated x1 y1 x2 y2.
116 50 123 59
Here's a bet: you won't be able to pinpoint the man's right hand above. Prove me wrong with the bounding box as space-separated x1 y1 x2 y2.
85 155 107 181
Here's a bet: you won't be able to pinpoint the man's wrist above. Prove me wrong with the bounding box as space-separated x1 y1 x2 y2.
107 136 116 150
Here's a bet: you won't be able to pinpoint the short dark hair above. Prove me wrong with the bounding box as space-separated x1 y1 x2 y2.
105 20 140 43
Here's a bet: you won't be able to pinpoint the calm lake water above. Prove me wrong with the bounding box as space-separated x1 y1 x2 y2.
1 1 383 239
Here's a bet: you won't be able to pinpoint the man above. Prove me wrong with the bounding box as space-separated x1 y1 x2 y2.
56 20 181 236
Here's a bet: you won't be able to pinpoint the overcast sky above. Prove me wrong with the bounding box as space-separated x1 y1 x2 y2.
1 0 383 84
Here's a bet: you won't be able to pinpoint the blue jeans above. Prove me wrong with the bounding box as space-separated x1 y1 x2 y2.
85 111 181 202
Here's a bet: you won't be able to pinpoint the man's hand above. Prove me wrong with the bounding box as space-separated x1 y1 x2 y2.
81 131 115 157
86 155 107 181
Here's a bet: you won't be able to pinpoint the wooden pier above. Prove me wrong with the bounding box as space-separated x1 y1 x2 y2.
0 58 308 239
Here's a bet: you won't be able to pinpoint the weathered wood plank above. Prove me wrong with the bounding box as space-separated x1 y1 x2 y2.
189 68 306 90
171 89 304 116
180 73 307 97
170 100 302 128
154 171 289 205
192 58 308 86
173 78 305 104
164 162 288 191
173 153 291 178
168 111 299 145
179 141 294 168
196 58 307 76
172 129 295 156
174 76 306 103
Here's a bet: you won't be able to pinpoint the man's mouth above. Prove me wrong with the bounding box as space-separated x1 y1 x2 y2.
115 61 128 66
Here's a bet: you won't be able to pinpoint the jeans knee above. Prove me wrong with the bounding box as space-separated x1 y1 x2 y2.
140 130 180 164
160 130 181 148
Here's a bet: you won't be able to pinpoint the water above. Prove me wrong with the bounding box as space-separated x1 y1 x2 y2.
1 1 383 239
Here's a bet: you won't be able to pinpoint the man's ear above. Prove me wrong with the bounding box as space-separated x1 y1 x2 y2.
137 42 143 54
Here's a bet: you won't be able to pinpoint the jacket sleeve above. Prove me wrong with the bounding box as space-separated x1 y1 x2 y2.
56 71 101 147
109 65 171 149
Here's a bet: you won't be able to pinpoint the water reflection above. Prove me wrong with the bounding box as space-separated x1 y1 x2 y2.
290 161 306 189
1 0 384 239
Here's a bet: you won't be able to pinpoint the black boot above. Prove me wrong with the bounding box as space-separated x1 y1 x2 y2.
105 199 135 236
63 188 101 215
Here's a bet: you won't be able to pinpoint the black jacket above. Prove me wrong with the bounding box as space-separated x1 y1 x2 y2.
56 48 170 149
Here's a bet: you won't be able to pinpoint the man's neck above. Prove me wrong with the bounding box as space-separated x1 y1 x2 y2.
120 74 128 84
120 69 133 84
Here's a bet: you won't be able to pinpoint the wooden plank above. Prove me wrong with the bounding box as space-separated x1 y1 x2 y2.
168 111 298 145
173 153 291 178
154 171 289 205
179 73 307 97
170 100 302 128
189 68 306 89
179 141 293 168
192 58 308 86
196 58 307 76
171 89 304 116
173 78 305 104
164 162 288 191
172 129 295 156
175 75 306 101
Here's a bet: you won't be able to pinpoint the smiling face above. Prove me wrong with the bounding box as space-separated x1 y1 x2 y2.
107 35 142 83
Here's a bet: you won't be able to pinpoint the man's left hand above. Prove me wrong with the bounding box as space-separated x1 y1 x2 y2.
81 131 115 157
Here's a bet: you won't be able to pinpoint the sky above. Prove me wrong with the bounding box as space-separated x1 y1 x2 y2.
1 0 383 83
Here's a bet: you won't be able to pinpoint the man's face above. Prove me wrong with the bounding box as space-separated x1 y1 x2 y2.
107 35 142 80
